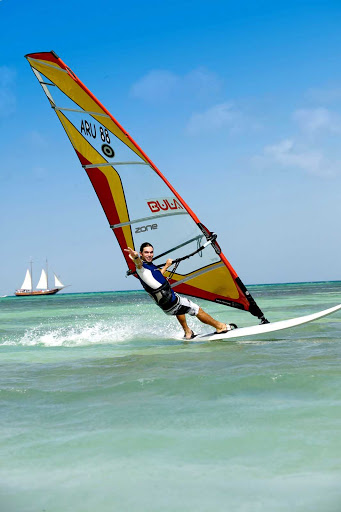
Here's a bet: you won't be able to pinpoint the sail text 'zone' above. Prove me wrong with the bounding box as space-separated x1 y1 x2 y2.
135 224 158 234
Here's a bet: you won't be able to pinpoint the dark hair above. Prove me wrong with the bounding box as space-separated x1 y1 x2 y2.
140 242 154 253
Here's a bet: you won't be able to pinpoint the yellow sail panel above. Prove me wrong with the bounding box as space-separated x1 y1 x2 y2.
27 57 104 113
182 265 240 299
168 264 240 301
26 54 147 162
28 56 61 70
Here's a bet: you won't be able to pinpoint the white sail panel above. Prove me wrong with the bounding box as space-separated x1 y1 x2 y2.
54 274 64 288
20 269 32 290
36 269 48 290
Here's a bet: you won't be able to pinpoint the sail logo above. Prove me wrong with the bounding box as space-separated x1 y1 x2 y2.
147 197 184 213
135 223 158 234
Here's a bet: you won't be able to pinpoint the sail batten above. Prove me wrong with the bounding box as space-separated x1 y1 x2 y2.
25 51 267 319
83 162 149 168
171 263 225 288
55 106 111 117
111 211 189 229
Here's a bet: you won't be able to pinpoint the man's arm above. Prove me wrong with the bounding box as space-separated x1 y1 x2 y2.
160 258 173 275
124 247 143 269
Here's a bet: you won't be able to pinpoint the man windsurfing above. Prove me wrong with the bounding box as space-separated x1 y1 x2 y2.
125 243 237 339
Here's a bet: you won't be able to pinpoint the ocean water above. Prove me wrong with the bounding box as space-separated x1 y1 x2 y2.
0 282 340 512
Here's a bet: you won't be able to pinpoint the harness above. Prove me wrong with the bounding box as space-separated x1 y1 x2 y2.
147 280 178 311
136 262 177 311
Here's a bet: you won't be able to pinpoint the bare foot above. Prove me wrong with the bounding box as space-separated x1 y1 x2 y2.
184 329 195 340
215 323 228 334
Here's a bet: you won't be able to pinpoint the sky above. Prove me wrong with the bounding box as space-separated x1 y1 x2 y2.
1 0 341 295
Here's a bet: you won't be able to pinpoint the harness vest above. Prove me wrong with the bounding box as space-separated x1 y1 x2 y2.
136 262 177 311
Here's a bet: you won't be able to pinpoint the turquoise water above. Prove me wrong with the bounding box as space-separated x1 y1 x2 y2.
1 282 340 512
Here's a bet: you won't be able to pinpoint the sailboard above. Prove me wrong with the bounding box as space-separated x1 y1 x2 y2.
25 51 340 335
191 303 341 341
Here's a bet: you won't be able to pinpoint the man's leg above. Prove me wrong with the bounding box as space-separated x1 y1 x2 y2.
176 314 193 339
196 307 227 332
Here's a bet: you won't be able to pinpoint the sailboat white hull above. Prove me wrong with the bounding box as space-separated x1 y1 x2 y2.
190 303 341 341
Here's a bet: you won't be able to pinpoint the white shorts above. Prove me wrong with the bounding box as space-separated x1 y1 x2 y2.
164 294 200 316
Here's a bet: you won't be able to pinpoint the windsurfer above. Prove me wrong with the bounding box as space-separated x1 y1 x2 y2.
124 243 235 339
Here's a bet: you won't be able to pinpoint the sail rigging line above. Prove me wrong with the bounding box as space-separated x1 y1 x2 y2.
167 260 181 281
25 51 269 322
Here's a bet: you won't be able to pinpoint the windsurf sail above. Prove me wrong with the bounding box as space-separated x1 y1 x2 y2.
25 51 267 321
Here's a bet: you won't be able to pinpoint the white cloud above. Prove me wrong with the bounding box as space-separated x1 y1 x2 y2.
186 102 244 135
130 67 222 103
130 70 180 102
0 66 16 116
293 107 341 134
306 86 341 104
183 68 223 99
255 139 339 176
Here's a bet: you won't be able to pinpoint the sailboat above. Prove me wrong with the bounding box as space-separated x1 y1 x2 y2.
15 260 66 296
24 51 341 338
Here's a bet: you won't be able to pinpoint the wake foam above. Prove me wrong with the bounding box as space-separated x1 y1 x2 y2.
7 314 190 347
18 321 131 347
